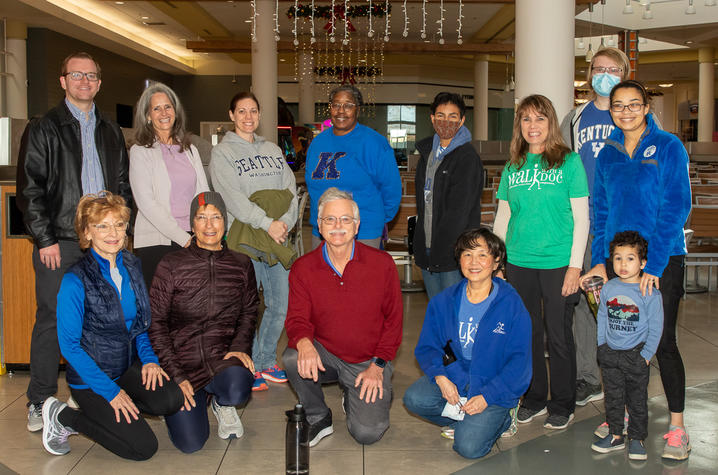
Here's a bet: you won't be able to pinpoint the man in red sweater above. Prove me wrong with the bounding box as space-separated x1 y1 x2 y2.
283 187 403 447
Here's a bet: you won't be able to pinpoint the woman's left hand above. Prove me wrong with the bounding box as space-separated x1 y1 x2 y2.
141 363 169 391
561 267 582 297
224 351 255 373
462 395 488 416
640 272 660 296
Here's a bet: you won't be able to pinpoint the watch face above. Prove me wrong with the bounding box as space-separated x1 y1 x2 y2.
374 358 386 368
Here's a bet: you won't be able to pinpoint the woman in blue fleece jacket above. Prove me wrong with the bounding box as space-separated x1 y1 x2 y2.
581 80 692 460
404 228 532 459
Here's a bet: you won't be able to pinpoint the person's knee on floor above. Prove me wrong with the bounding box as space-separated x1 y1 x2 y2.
347 417 389 445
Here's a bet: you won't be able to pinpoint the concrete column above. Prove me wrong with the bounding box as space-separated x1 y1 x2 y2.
5 21 28 119
298 48 315 125
252 0 278 143
698 47 715 142
515 0 574 120
473 54 489 141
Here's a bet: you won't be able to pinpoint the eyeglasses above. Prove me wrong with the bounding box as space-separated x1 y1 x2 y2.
610 103 646 113
92 222 127 233
592 66 623 75
194 214 223 224
65 71 101 82
319 215 356 225
330 102 357 112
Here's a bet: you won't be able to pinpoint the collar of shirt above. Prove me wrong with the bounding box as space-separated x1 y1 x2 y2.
65 98 96 125
322 240 355 277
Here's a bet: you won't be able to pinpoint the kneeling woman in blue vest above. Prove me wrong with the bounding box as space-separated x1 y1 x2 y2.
41 192 183 460
403 228 532 458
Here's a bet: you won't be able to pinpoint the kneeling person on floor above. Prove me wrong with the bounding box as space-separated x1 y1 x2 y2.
283 187 403 446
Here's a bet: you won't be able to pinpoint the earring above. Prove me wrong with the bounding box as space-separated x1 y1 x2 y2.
147 119 151 124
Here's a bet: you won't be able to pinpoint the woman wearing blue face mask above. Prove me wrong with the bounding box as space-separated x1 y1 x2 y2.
559 48 630 412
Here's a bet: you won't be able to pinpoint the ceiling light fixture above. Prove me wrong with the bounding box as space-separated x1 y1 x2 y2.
642 4 653 19
686 0 697 14
623 0 634 14
586 3 594 62
706 0 716 6
658 83 674 87
639 0 650 5
577 38 585 50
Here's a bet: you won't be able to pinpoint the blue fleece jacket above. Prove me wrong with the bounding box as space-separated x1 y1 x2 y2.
305 123 402 240
591 114 692 277
414 278 532 408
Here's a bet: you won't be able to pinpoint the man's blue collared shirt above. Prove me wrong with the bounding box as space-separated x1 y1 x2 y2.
65 98 104 194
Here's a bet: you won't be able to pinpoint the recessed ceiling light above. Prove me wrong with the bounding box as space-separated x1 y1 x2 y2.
141 16 149 20
279 58 286 62
244 20 252 23
115 1 125 4
658 83 674 88
685 40 694 44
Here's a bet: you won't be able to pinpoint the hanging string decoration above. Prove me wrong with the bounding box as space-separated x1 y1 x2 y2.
402 0 409 38
421 0 427 39
274 0 280 41
437 0 445 45
384 0 390 42
250 0 257 42
368 0 374 38
293 0 299 45
310 0 316 43
343 0 351 45
457 0 464 45
287 2 390 19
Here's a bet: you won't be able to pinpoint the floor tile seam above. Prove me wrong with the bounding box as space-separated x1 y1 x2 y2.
67 442 96 474
0 393 24 415
679 323 718 349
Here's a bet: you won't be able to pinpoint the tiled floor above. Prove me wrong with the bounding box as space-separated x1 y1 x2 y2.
1 272 716 474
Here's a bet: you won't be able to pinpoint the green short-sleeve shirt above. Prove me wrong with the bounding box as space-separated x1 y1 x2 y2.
497 152 588 269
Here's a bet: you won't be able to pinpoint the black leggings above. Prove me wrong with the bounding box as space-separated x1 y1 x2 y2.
507 263 578 417
58 360 184 461
607 255 685 413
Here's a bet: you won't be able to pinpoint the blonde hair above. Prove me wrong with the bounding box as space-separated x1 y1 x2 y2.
587 47 631 99
509 95 570 171
74 192 130 250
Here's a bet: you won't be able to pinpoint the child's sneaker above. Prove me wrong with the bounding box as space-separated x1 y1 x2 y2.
501 406 519 438
440 427 455 440
593 411 629 438
260 364 288 383
628 439 647 460
252 372 269 391
591 434 625 453
662 426 691 460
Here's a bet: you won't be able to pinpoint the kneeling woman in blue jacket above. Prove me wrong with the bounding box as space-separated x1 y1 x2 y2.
404 228 532 459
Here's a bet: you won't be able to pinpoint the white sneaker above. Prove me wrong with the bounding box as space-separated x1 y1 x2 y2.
211 397 244 439
27 401 44 432
42 397 77 455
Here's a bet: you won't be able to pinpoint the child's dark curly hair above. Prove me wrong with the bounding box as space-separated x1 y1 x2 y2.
609 231 648 261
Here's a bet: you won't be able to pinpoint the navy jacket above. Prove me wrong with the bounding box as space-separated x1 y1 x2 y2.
414 277 532 408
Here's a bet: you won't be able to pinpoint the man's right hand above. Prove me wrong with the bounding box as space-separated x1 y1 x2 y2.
296 338 325 382
39 243 61 270
434 375 460 406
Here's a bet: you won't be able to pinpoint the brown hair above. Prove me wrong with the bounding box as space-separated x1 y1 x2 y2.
60 52 101 78
133 82 192 150
509 94 571 170
229 91 260 112
74 192 130 250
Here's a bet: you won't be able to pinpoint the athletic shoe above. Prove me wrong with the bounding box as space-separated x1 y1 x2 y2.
260 364 288 383
575 380 604 406
252 372 269 392
41 397 76 455
662 426 691 460
516 405 547 424
440 427 455 440
27 401 44 432
543 413 574 430
591 434 626 453
210 397 244 439
66 396 80 410
594 411 629 438
501 406 519 438
628 439 648 460
308 411 334 447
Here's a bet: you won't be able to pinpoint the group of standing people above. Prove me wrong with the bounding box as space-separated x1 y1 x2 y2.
15 47 693 463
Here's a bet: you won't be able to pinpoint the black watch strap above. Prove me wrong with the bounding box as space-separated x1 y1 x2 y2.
372 357 387 368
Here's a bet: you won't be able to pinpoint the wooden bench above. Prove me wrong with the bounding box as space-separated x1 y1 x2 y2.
385 195 423 292
685 205 718 292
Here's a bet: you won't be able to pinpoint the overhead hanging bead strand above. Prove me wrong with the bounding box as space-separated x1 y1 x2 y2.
293 0 299 46
368 0 375 38
250 0 257 42
457 0 464 45
421 0 427 40
310 0 316 43
402 0 409 38
384 0 391 42
343 0 350 45
330 0 337 43
273 0 280 41
438 0 445 45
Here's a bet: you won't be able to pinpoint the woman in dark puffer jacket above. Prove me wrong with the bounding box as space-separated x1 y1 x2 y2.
149 191 259 453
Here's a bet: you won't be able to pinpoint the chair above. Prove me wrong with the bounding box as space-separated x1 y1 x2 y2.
385 195 424 292
684 205 718 292
289 186 309 257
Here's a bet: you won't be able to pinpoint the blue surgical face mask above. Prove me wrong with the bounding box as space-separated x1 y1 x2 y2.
592 73 621 97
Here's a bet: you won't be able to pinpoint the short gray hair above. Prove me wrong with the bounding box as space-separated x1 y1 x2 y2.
329 85 363 106
317 187 360 220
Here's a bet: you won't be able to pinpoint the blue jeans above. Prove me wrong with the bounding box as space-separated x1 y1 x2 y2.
403 375 511 459
251 260 290 371
164 365 253 453
421 269 463 301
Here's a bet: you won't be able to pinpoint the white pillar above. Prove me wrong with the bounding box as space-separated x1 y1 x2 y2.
252 0 278 143
515 0 574 120
698 47 715 142
473 54 489 141
298 48 315 125
5 21 28 119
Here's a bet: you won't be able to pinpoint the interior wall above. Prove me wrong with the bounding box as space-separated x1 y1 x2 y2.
172 75 252 134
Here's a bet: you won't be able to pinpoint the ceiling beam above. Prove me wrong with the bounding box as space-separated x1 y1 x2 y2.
187 39 514 54
147 0 231 39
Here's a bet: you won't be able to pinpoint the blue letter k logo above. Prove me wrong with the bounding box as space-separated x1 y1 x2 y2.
311 152 345 180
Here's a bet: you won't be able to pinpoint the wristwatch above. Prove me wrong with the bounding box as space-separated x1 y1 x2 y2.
372 357 387 369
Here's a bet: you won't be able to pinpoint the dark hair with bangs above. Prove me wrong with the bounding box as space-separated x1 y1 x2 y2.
509 94 571 171
430 92 466 117
609 230 648 262
609 79 650 107
454 227 506 277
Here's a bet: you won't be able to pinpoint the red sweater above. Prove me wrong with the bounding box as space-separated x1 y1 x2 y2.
286 242 403 363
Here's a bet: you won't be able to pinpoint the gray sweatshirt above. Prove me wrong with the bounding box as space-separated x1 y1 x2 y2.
210 131 298 231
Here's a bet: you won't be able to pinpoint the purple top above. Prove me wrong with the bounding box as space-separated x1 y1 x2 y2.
160 143 197 231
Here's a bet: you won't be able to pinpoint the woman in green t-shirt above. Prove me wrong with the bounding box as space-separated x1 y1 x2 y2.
493 94 589 432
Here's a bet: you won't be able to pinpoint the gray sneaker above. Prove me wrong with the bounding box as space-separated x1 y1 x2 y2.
516 406 547 424
594 411 629 438
211 397 244 439
543 413 574 430
27 401 44 432
662 427 691 460
576 380 604 406
42 397 76 455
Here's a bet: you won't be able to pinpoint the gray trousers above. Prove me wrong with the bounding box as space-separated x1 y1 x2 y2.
27 240 84 404
572 236 601 386
282 341 393 445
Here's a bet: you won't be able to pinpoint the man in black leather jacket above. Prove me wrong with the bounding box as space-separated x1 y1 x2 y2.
16 52 132 432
